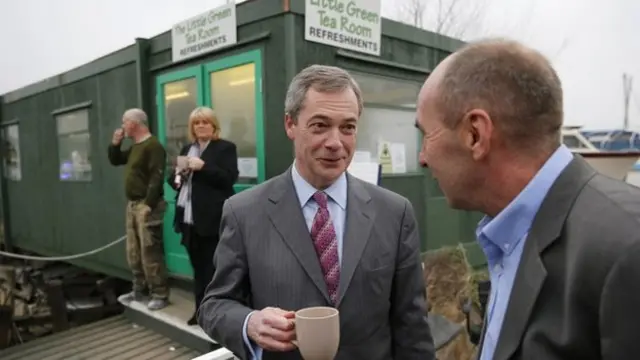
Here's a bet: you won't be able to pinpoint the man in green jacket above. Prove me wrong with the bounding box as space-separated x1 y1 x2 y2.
108 108 169 311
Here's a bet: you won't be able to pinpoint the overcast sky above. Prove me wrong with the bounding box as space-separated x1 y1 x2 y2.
1 0 638 130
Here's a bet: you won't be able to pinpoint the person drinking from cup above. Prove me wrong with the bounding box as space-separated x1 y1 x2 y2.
198 65 435 359
168 106 239 326
108 108 170 311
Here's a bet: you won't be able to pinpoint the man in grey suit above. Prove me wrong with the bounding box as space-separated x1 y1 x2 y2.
198 65 434 359
415 37 640 360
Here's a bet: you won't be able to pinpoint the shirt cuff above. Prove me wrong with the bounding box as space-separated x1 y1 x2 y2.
242 311 263 360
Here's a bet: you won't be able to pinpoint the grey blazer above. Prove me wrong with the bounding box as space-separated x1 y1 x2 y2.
478 155 640 360
198 168 435 360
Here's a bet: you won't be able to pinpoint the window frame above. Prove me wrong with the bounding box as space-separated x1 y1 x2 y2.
0 119 22 182
350 71 422 110
52 101 93 183
348 71 423 175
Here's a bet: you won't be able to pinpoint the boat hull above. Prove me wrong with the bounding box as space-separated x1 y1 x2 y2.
575 151 640 182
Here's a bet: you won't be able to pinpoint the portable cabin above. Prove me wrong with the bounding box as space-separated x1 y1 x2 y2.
0 0 484 286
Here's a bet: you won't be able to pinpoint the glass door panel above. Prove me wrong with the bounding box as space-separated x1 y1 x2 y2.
204 50 265 192
210 64 257 185
163 79 198 160
156 67 204 278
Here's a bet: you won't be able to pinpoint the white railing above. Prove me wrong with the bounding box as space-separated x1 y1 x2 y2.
191 347 238 360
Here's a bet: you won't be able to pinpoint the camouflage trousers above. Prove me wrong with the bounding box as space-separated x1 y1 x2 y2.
125 200 170 299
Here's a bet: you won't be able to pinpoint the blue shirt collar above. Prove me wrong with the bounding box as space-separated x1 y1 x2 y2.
477 145 574 256
291 162 347 210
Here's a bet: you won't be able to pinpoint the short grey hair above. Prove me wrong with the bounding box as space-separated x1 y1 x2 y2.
438 38 563 151
285 65 363 122
123 108 149 127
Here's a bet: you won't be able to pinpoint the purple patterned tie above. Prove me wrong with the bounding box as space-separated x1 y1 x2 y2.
310 191 340 304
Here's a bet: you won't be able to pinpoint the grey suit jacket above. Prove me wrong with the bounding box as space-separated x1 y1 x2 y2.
478 155 640 360
198 168 434 360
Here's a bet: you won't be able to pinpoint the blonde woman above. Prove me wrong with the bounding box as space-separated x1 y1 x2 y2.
167 106 239 326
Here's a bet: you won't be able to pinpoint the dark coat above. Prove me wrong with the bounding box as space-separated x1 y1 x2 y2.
167 139 239 239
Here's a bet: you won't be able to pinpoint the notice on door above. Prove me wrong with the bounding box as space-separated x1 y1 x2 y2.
171 3 238 63
304 0 382 56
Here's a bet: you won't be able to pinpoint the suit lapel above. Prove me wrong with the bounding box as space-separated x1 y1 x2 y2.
267 169 332 303
336 175 374 306
492 155 597 360
476 312 488 359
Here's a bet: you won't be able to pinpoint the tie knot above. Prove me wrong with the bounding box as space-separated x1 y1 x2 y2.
312 191 329 209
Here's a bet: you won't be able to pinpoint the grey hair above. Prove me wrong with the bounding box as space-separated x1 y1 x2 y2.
123 108 149 127
285 65 363 122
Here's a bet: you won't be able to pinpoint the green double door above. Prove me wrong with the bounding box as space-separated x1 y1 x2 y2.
155 50 266 277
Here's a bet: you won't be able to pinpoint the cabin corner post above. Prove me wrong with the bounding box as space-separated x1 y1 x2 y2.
283 13 298 87
134 38 152 129
0 96 14 254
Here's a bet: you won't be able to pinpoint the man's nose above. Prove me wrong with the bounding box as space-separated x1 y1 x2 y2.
325 129 342 149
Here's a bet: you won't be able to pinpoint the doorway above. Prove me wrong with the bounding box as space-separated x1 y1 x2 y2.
155 49 265 277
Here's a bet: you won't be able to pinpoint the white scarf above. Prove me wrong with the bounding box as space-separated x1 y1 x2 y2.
177 142 207 224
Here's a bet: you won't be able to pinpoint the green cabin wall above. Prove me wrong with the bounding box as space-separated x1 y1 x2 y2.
1 60 140 278
0 0 485 279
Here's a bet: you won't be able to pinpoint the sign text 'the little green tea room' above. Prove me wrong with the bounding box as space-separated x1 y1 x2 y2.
305 0 382 56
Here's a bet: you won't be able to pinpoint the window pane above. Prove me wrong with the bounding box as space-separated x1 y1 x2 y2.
209 63 257 182
352 73 420 108
57 109 91 181
58 132 92 181
57 109 89 135
562 135 588 149
164 77 198 161
1 124 21 181
356 107 418 174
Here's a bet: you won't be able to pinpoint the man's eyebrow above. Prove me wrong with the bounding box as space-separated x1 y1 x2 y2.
310 114 331 122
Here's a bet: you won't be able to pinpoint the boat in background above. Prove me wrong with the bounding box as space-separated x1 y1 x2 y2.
628 162 640 187
561 126 640 185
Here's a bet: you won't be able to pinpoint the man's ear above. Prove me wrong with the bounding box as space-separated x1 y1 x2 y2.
460 109 493 161
284 113 296 140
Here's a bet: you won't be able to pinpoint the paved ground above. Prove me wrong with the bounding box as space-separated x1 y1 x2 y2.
0 314 202 360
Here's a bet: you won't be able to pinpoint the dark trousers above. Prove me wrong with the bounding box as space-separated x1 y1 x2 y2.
182 225 218 314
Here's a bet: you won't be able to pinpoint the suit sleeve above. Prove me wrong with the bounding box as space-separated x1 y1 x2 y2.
599 240 640 360
194 142 239 188
197 200 254 360
391 199 436 359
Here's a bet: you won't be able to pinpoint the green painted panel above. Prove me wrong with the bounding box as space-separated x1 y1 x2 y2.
3 63 140 277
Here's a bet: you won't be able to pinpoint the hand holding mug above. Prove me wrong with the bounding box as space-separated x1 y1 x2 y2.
187 157 205 171
247 307 296 352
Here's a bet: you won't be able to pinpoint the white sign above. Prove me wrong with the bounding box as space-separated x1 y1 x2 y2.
171 3 237 62
237 157 258 178
304 0 381 56
390 143 407 174
348 162 381 185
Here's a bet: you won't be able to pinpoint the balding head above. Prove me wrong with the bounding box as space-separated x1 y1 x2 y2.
416 38 565 214
123 108 149 127
425 38 563 151
121 108 150 139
